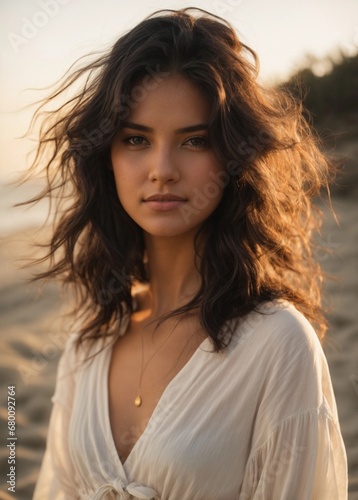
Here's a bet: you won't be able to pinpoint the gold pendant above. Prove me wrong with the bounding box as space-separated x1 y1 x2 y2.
134 395 142 407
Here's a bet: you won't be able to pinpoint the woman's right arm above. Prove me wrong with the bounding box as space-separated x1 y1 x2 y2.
33 334 80 499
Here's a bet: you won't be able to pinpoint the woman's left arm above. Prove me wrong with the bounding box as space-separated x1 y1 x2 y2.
239 307 348 499
239 403 348 499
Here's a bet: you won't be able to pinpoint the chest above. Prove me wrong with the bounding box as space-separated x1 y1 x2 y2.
107 320 206 464
69 324 261 499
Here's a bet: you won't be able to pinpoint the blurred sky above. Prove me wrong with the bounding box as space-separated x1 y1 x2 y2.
1 0 358 182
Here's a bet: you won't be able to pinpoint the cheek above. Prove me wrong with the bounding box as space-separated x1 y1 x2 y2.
191 160 225 195
112 157 137 186
112 165 131 204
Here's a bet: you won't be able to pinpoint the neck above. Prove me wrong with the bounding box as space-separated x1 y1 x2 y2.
141 233 202 317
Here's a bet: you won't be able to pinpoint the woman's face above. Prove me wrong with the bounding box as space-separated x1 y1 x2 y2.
110 73 225 239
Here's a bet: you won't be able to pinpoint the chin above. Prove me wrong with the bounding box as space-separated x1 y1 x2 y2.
142 222 200 239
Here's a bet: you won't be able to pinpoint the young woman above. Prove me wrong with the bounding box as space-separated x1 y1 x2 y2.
30 7 347 499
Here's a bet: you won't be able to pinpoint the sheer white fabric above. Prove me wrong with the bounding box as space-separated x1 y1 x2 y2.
33 301 348 499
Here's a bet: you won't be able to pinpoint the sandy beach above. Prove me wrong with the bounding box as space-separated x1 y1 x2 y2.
0 133 357 498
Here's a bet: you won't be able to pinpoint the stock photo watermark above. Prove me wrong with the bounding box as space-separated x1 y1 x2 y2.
8 0 72 53
239 439 306 499
17 331 69 384
314 232 341 263
212 0 244 16
96 268 131 306
70 64 170 161
180 129 272 223
6 386 17 494
80 394 176 497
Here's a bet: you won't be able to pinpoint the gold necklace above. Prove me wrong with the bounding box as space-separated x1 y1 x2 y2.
134 325 176 407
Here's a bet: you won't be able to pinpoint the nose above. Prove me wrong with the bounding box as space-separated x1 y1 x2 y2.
148 145 180 184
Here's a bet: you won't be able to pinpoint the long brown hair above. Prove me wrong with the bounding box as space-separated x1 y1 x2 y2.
19 8 336 353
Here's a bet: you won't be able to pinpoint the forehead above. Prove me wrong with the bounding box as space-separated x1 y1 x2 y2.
127 73 211 125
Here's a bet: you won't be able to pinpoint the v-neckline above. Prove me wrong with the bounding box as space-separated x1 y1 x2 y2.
104 333 211 472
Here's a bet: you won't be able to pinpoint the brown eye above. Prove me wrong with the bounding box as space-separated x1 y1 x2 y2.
123 136 149 146
184 136 209 148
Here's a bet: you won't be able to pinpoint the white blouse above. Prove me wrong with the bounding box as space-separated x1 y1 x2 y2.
33 301 348 499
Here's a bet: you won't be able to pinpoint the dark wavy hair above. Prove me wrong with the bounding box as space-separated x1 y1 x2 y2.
20 7 336 353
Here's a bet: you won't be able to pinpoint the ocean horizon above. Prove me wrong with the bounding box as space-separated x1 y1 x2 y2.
0 179 50 237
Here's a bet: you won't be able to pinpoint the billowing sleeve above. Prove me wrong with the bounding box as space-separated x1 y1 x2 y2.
239 305 348 499
239 404 348 499
33 334 80 499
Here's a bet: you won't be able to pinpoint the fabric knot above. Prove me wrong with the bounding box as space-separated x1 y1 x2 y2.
126 481 158 499
88 478 158 499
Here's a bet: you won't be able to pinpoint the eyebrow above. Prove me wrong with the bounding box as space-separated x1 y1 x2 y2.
121 121 208 134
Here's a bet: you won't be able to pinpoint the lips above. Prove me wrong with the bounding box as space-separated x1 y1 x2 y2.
143 193 187 211
144 194 187 202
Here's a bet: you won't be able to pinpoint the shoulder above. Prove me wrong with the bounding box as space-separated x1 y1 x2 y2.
229 300 331 404
231 299 321 357
230 300 337 417
53 332 86 388
52 332 106 398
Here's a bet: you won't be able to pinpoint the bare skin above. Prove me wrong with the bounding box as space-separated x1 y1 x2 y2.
108 299 206 464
